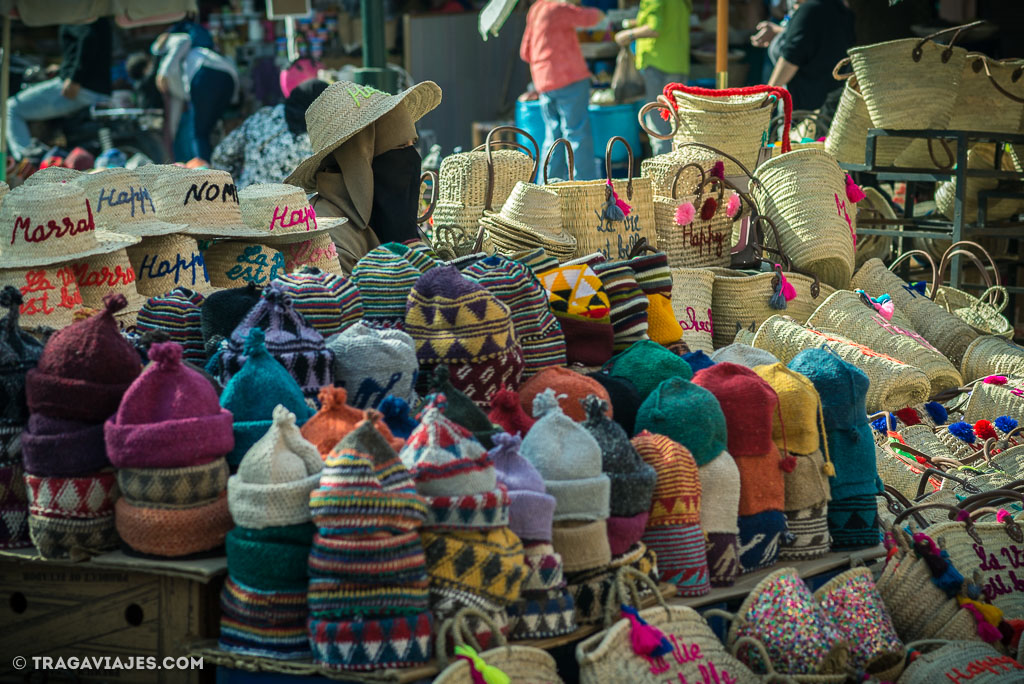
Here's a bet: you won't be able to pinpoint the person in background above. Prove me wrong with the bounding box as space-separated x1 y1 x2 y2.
5 18 112 162
212 77 329 188
615 0 692 156
520 0 604 180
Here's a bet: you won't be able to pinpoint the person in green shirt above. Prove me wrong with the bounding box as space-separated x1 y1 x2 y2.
615 0 692 155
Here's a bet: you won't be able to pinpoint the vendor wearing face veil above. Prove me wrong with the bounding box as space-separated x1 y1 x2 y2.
285 79 442 272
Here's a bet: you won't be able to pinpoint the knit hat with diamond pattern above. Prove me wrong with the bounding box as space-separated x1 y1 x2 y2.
535 263 614 366
592 260 648 352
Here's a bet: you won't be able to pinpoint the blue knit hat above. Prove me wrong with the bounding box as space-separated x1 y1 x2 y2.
378 395 419 440
220 328 314 469
683 350 715 374
788 349 869 430
635 377 727 467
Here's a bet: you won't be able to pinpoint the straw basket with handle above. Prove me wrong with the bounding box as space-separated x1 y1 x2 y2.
963 375 1024 425
960 336 1024 384
897 640 1022 684
653 164 739 270
669 267 715 354
948 54 1024 141
934 143 1023 224
545 136 657 260
824 59 872 165
639 145 719 197
929 241 1014 340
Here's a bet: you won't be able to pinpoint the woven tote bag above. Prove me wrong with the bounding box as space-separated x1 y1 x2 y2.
640 146 719 197
898 641 1023 684
545 136 657 260
961 337 1024 382
935 144 1023 224
824 61 872 165
930 242 1015 341
669 267 715 353
963 376 1024 423
948 55 1024 142
653 166 737 270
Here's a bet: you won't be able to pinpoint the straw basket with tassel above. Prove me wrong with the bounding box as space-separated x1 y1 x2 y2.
653 163 740 270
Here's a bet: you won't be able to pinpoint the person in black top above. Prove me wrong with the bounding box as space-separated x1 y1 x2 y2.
5 18 113 161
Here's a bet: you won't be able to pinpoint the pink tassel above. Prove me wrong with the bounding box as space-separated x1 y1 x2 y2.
777 269 797 302
675 201 695 226
875 300 894 320
621 605 672 657
983 375 1008 385
912 532 942 557
726 193 740 218
956 510 971 522
710 160 725 180
845 174 866 203
963 603 1003 643
997 509 1011 523
608 180 632 217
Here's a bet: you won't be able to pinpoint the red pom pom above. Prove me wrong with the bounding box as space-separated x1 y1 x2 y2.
780 455 797 473
710 160 725 180
894 407 922 426
974 420 998 442
700 197 718 221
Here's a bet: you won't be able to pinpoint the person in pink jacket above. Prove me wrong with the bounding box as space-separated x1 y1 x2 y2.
520 0 604 180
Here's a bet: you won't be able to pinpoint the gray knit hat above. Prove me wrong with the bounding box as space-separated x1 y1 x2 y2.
326 321 418 409
710 344 780 369
580 395 656 518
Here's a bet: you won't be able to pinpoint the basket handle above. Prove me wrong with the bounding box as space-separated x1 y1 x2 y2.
484 125 540 211
969 54 1024 104
417 170 437 225
832 57 854 82
888 249 939 290
662 83 793 153
627 236 659 258
935 240 1000 295
926 139 956 172
913 467 982 500
542 137 575 183
434 606 509 667
956 488 1024 514
669 162 707 201
638 95 678 141
911 20 986 63
605 136 634 195
892 501 962 527
672 141 759 184
730 637 790 679
879 486 930 529
601 565 670 628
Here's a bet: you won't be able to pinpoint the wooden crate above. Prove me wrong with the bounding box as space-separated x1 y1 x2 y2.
0 548 224 683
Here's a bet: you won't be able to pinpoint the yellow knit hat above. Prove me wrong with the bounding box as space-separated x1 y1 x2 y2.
753 363 833 476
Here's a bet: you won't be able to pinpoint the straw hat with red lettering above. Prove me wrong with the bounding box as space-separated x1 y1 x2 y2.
72 168 188 238
238 184 345 243
149 168 270 239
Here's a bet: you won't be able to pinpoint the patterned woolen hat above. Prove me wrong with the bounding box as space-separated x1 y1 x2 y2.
26 294 142 422
351 244 423 329
463 254 567 377
116 489 233 558
300 386 404 458
220 328 314 468
272 267 363 336
711 344 780 369
490 432 555 543
518 367 611 424
26 471 119 559
520 389 610 522
200 282 262 344
218 282 334 400
106 342 234 469
424 366 502 449
383 241 439 274
399 396 509 529
605 339 693 400
218 577 311 660
628 251 682 345
228 406 323 529
592 260 648 352
536 264 614 366
135 287 207 365
696 450 741 587
422 526 527 612
405 266 524 409
505 543 577 640
0 287 45 430
586 372 641 436
635 377 728 467
326 321 418 410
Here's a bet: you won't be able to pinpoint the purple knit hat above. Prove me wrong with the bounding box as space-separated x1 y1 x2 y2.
106 342 234 469
490 432 556 543
21 414 109 477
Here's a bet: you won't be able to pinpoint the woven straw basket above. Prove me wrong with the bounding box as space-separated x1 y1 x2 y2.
935 144 1023 224
202 241 286 289
653 166 735 270
897 641 1018 684
805 290 962 395
824 63 872 164
948 55 1024 139
961 336 1024 382
0 265 84 330
751 148 856 290
65 249 147 330
964 376 1024 423
640 146 719 197
670 267 715 353
855 187 897 267
930 245 1014 340
751 315 931 412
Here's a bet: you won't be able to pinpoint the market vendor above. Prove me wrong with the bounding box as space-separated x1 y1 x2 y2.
284 80 441 273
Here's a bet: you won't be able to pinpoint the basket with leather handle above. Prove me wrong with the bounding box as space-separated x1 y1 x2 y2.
929 241 1013 341
824 59 872 165
653 163 739 270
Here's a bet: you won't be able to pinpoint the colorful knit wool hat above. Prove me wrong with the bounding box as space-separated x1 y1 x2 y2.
421 526 527 606
536 263 614 365
218 281 334 400
21 414 109 477
105 342 234 469
383 241 439 274
628 250 682 346
271 267 363 336
220 328 314 468
635 377 727 467
684 350 715 374
398 396 510 530
512 248 558 277
711 343 780 368
326 321 418 410
463 254 567 377
300 386 405 457
564 541 658 625
423 366 502 449
753 363 829 457
351 244 423 329
581 395 656 555
518 367 611 423
487 387 535 437
490 432 556 543
25 471 119 559
135 287 207 365
308 614 433 672
218 577 310 660
200 282 262 345
26 294 142 422
632 431 709 595
592 260 649 352
0 287 45 429
699 451 741 587
585 371 641 436
118 457 229 508
228 406 323 529
378 395 418 440
116 490 233 558
226 522 315 592
605 339 693 400
404 265 524 409
520 389 611 522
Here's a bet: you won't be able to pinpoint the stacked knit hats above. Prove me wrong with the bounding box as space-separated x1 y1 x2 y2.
789 349 881 550
135 287 207 365
605 339 693 400
462 254 567 377
518 367 611 423
628 250 683 346
23 294 141 558
383 241 439 274
222 406 322 659
754 363 834 560
351 245 423 329
592 260 649 352
490 432 576 639
693 363 786 573
535 263 614 365
636 377 740 587
326 322 418 410
271 267 363 337
0 288 44 549
217 282 334 401
307 417 433 670
399 396 525 645
405 265 524 409
633 431 709 596
220 328 313 469
300 386 404 457
581 395 656 556
107 341 234 557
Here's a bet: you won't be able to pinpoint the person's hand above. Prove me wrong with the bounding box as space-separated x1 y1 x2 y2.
614 28 634 47
60 79 80 100
750 21 781 48
156 74 169 93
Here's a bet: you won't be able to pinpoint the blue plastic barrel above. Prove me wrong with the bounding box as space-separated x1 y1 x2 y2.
589 102 642 167
514 99 546 155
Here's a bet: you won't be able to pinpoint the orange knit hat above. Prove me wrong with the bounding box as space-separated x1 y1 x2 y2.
517 367 611 423
300 386 405 457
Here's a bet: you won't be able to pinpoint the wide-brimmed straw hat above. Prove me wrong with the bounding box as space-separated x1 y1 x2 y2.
479 182 576 260
0 184 139 268
285 80 442 190
149 169 270 239
22 166 82 186
238 183 346 243
73 168 188 238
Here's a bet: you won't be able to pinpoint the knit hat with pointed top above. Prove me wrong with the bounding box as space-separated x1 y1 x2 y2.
272 267 363 336
405 266 524 409
136 287 207 365
535 263 614 366
219 282 334 400
753 362 830 459
351 244 423 329
424 366 502 449
605 339 693 400
586 371 641 436
221 328 314 468
518 367 611 423
487 387 535 437
326 321 418 410
635 377 728 468
0 286 45 429
399 396 510 529
592 260 649 352
26 294 142 422
201 282 262 345
378 395 419 440
300 386 405 458
490 432 555 542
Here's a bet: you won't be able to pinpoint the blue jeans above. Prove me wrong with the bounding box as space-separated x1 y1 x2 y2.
6 77 106 160
642 66 686 156
539 77 595 181
174 68 234 162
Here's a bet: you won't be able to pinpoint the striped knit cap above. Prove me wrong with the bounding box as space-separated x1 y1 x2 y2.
326 322 418 410
135 287 206 365
351 245 422 329
592 261 649 352
536 264 614 366
404 266 524 409
463 255 566 377
512 248 558 277
218 577 311 660
271 267 362 336
627 250 682 346
383 241 439 274
300 386 405 458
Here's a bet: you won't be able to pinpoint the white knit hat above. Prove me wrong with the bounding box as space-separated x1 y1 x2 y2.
326 321 419 409
227 405 324 528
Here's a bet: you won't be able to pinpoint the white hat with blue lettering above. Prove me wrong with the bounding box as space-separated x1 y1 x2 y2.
73 168 188 238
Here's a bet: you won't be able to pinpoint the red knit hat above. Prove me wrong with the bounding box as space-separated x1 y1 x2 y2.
517 367 612 423
692 363 778 458
487 387 535 437
26 294 142 422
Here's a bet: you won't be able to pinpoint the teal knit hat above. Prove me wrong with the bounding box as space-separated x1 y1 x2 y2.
788 348 869 430
605 339 693 400
635 377 727 467
220 328 314 469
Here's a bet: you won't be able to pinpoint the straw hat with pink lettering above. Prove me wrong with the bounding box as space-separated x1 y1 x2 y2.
149 169 270 239
72 168 188 238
